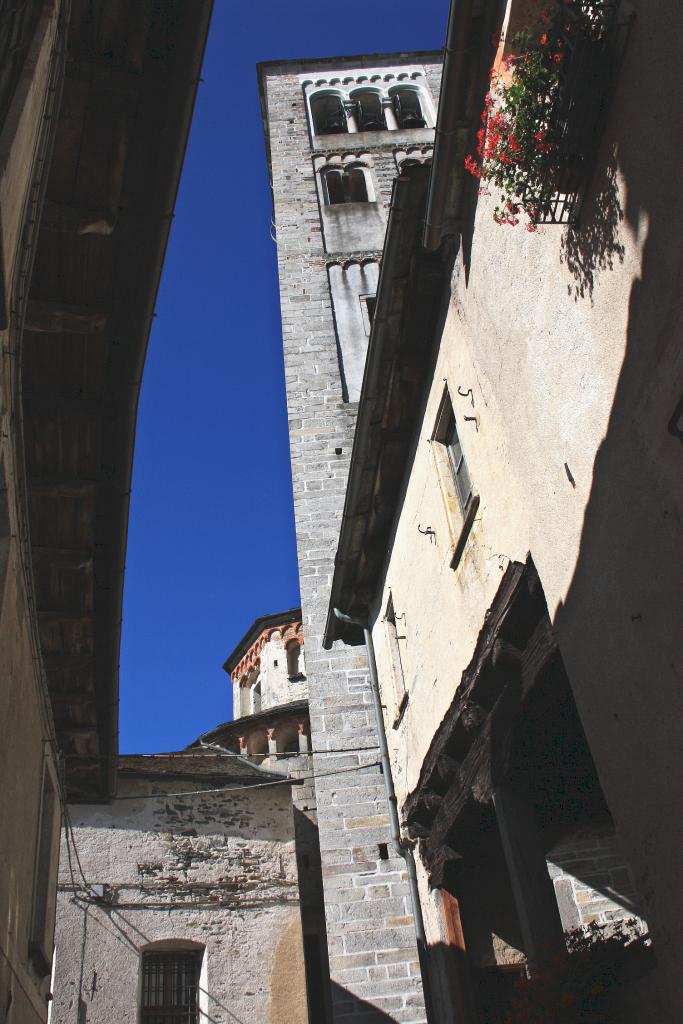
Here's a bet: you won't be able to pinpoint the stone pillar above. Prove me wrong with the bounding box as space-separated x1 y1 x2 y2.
492 785 565 971
298 722 309 754
267 728 277 756
383 99 399 130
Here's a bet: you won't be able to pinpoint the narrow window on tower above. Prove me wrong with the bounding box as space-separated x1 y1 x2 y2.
328 261 380 402
321 165 371 206
287 640 303 679
310 93 347 135
391 87 427 129
352 90 386 131
359 294 376 336
432 387 479 568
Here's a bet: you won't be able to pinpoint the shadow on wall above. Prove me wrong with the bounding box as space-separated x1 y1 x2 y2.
560 143 625 302
330 982 408 1023
550 1 683 1018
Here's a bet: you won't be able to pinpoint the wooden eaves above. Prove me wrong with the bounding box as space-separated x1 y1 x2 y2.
22 0 214 802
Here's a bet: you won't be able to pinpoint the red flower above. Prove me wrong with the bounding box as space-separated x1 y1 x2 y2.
553 52 563 62
464 154 481 179
539 32 548 45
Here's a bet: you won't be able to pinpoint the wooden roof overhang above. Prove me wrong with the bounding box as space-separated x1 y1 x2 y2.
322 163 450 648
21 0 213 801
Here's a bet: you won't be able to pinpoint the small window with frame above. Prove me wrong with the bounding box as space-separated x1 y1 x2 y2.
141 950 201 1024
384 593 409 727
359 294 376 336
432 388 479 568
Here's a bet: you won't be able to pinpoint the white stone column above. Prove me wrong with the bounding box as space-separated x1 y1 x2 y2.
383 99 399 131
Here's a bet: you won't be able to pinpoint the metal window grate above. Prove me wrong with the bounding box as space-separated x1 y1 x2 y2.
141 953 200 1024
529 0 631 224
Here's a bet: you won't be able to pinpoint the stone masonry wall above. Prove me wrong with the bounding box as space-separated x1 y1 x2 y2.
52 768 308 1024
262 53 442 1024
547 827 647 934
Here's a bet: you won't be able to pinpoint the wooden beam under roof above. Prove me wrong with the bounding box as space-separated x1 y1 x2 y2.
25 299 108 335
32 547 94 568
28 478 98 497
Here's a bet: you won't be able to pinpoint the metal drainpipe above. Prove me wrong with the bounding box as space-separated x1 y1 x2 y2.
333 609 436 1022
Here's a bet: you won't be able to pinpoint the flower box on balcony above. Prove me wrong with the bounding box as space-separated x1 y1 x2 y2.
466 0 633 227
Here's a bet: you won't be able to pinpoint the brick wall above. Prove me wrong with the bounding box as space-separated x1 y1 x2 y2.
261 53 442 1024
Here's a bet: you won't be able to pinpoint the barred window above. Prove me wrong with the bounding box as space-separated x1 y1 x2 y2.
141 952 200 1024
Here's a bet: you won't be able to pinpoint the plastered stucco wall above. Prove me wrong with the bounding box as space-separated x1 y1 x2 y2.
368 1 683 1013
51 770 308 1024
0 7 65 1024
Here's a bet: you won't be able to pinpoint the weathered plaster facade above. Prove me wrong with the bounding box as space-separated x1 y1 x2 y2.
258 54 444 1024
322 3 683 1020
52 755 308 1024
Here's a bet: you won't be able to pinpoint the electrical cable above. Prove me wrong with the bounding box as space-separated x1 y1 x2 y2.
110 758 382 801
63 807 90 892
64 745 381 761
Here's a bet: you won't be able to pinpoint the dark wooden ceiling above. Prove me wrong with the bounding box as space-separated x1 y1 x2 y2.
22 0 213 801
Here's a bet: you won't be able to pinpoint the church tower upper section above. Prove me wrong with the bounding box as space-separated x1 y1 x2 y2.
224 608 306 721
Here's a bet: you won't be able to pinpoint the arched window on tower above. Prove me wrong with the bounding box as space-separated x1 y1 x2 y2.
392 87 427 129
311 93 347 135
287 641 303 680
321 166 369 205
239 679 251 718
251 676 262 714
352 90 386 131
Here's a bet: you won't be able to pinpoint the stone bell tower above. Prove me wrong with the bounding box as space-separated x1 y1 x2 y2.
258 52 442 1024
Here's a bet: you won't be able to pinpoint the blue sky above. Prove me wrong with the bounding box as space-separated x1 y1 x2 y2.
119 0 448 753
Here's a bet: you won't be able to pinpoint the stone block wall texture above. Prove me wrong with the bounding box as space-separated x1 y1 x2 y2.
51 769 308 1024
261 53 442 1024
547 828 647 933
